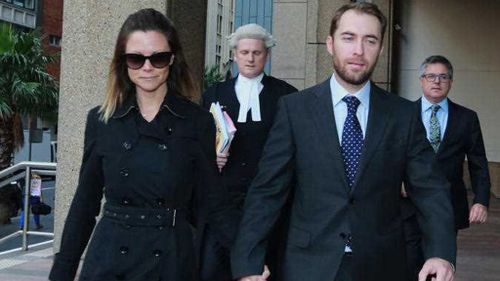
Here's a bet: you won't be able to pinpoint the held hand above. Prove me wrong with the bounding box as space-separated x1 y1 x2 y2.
401 185 408 198
238 265 271 281
263 265 271 279
418 258 454 281
469 203 487 224
239 276 265 281
216 152 229 172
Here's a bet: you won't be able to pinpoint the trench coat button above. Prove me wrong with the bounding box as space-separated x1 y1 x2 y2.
120 246 128 254
124 214 130 219
158 226 164 230
122 142 132 150
156 198 165 206
241 162 247 167
167 128 173 135
115 273 126 280
120 169 129 177
153 250 162 257
158 144 168 151
156 215 162 219
121 197 131 205
140 215 146 219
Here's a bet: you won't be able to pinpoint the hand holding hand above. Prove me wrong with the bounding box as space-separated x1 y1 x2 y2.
238 265 270 281
401 185 408 198
469 203 487 224
216 152 229 172
418 257 454 281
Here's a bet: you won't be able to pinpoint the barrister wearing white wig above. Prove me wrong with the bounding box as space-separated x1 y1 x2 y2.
201 23 297 281
228 23 276 123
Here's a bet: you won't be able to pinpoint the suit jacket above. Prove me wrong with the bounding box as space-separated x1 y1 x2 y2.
416 98 491 229
231 79 456 281
203 74 297 209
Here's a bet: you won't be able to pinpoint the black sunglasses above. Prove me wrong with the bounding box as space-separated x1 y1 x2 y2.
122 52 173 70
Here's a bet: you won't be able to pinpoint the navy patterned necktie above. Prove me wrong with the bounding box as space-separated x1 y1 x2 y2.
341 96 364 188
429 104 441 152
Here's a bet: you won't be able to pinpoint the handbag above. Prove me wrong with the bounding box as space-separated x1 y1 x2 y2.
31 202 52 215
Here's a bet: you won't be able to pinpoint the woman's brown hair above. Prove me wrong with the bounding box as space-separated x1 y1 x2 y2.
100 8 200 122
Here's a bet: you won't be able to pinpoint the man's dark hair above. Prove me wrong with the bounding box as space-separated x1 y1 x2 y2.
329 2 387 42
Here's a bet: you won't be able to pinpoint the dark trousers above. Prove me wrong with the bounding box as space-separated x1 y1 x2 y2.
334 254 353 281
404 214 424 281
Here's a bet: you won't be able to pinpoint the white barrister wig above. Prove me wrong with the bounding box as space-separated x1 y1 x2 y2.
227 23 277 49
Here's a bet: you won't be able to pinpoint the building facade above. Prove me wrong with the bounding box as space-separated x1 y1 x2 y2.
0 0 37 30
40 0 63 80
205 0 235 76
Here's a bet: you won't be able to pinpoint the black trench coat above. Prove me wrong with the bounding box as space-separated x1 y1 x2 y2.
49 93 235 281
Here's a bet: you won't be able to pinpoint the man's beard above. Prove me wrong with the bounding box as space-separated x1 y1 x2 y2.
333 57 377 86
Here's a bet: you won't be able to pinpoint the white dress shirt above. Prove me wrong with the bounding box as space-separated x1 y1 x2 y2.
234 73 264 123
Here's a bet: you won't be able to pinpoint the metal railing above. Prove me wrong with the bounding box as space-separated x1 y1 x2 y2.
0 161 57 251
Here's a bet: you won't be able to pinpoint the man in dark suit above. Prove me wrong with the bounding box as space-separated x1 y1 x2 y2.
231 3 456 281
201 23 297 281
403 55 491 280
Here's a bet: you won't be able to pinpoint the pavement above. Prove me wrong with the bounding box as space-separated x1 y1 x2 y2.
0 196 498 281
0 244 53 281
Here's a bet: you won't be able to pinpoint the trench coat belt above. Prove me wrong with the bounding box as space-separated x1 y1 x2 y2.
103 203 184 227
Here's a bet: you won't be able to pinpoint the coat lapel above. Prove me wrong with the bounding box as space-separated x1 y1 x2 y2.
310 79 349 190
351 84 391 194
436 99 458 156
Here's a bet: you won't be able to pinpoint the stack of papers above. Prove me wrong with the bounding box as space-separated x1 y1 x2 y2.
209 102 237 153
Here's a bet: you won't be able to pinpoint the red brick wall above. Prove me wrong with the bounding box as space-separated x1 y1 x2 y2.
40 0 63 80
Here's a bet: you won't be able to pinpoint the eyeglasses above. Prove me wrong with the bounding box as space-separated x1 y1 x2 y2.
421 73 452 83
122 52 173 70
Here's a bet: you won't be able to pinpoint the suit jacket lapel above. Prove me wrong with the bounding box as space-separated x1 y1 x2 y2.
310 79 349 190
436 99 458 156
351 84 391 194
258 74 274 124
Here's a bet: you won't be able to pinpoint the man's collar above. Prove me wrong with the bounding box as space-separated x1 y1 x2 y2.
421 96 449 113
330 73 371 106
237 72 265 84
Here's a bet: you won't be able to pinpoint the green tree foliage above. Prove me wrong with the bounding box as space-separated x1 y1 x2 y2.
0 23 59 169
203 65 225 91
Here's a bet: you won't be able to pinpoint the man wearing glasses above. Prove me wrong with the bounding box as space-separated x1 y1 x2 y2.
404 55 491 280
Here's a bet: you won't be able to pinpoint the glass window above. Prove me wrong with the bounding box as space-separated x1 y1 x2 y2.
25 0 34 10
13 0 23 7
49 35 61 47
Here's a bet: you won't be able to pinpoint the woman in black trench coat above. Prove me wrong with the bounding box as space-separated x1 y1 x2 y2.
49 9 234 281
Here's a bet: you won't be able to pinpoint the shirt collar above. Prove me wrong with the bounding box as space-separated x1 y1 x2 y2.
237 72 265 85
330 73 371 107
421 96 449 113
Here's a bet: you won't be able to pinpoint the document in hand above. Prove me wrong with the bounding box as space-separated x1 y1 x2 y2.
209 102 237 153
